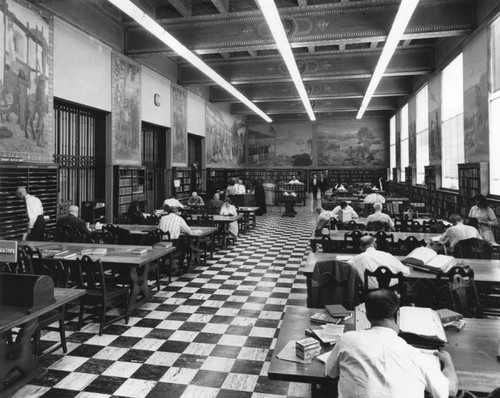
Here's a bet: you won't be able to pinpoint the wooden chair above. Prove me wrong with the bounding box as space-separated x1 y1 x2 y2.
101 224 118 244
141 229 162 291
159 230 183 280
427 240 448 255
320 235 336 253
408 220 423 232
366 221 391 232
144 214 160 225
114 226 132 245
344 220 365 231
343 230 366 253
363 266 408 304
437 266 483 318
394 215 409 232
196 214 216 259
16 246 36 274
373 231 394 253
35 260 71 356
453 238 492 259
394 236 426 256
77 255 130 335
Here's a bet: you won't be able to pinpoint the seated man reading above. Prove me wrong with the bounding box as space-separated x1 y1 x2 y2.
55 205 92 242
187 192 204 207
439 214 482 251
325 289 459 398
366 202 395 231
332 201 359 222
348 236 410 289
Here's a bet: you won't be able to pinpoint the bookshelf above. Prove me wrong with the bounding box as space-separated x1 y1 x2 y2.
0 163 58 240
458 162 488 214
405 167 412 185
113 166 146 222
172 167 191 201
424 166 436 191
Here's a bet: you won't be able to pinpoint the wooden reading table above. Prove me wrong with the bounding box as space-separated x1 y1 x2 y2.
268 306 500 393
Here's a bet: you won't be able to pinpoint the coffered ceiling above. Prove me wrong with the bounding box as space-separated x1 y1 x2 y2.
35 0 500 123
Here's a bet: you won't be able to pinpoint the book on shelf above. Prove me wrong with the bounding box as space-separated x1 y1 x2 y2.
402 247 457 273
398 306 447 348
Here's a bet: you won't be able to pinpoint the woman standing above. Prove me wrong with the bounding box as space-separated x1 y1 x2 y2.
468 194 498 243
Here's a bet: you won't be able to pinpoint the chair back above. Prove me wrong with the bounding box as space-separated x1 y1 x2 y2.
144 214 160 225
363 266 407 303
366 221 390 232
320 235 336 253
42 260 70 288
114 227 132 245
77 255 107 293
438 266 482 317
141 230 161 246
394 215 409 232
16 246 36 274
101 224 118 244
408 220 422 232
454 238 492 259
373 231 394 253
395 236 426 256
343 230 366 253
198 214 215 226
344 220 365 231
429 220 449 233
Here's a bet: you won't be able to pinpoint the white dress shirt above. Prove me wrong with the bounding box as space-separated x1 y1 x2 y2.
363 193 386 204
158 213 192 240
325 327 449 398
220 204 238 236
25 194 44 228
366 211 395 230
439 222 482 249
332 205 358 220
348 247 410 289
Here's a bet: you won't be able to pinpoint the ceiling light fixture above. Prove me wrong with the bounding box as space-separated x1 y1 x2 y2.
106 0 272 122
255 0 316 121
356 0 420 119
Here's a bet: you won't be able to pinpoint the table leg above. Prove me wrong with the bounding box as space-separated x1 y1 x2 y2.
128 264 152 313
310 240 317 253
188 236 201 270
1 319 45 397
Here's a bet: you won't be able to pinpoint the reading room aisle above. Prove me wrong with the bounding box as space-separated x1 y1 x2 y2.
15 203 318 398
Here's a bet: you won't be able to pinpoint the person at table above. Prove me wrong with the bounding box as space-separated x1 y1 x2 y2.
363 188 386 204
468 193 498 243
288 176 301 184
187 191 205 207
439 214 483 252
315 207 333 235
234 179 246 194
16 186 44 240
226 180 237 197
254 179 267 215
207 193 224 214
163 197 184 209
334 182 347 192
55 205 92 242
348 236 410 289
158 205 193 241
325 289 459 398
332 201 359 221
126 201 145 224
366 202 395 231
220 198 238 238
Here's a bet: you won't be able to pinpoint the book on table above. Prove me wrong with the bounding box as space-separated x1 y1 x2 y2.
306 323 345 345
402 247 457 273
325 304 351 318
435 308 463 324
398 306 447 348
310 312 342 325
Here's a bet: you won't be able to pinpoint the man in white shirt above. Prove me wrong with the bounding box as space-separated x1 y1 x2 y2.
158 206 193 240
332 201 358 221
16 186 44 240
234 179 246 194
439 214 482 251
366 202 395 231
348 236 410 289
325 289 458 398
288 176 301 184
363 189 386 204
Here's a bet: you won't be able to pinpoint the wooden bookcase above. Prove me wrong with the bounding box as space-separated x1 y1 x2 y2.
458 162 488 213
0 163 58 240
424 166 436 191
405 167 412 185
172 167 191 201
113 166 146 222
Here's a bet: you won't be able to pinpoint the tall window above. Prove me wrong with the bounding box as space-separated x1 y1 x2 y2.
390 116 396 179
441 53 464 189
400 105 409 182
490 16 500 194
416 85 429 184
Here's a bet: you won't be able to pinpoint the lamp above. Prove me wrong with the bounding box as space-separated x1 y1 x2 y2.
255 0 316 121
106 0 272 123
357 0 420 119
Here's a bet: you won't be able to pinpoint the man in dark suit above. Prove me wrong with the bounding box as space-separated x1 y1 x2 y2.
55 205 92 242
310 174 319 200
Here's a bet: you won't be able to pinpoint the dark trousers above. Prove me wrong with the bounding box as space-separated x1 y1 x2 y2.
312 186 318 199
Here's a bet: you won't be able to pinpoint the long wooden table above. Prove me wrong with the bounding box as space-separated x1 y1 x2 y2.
0 288 85 397
188 214 242 247
21 241 175 313
309 230 441 252
268 306 500 393
181 226 218 270
238 206 259 230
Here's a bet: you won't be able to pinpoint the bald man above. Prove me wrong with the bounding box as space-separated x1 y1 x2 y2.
366 202 395 231
55 205 92 241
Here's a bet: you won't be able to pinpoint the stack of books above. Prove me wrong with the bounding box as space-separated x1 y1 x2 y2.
306 324 345 345
296 337 320 360
310 304 353 325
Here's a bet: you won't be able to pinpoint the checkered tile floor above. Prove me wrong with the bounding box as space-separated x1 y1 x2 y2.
14 201 320 398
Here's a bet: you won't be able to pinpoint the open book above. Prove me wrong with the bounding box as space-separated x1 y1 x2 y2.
402 247 457 273
398 306 447 348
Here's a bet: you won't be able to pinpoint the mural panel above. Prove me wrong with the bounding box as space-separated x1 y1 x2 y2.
317 119 388 167
464 32 488 162
206 104 246 168
428 75 441 164
247 122 312 167
0 0 53 162
171 84 187 165
111 52 141 165
408 97 416 167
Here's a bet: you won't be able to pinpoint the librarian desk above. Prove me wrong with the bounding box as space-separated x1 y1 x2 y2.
0 287 85 397
21 241 175 314
309 231 441 252
268 306 500 393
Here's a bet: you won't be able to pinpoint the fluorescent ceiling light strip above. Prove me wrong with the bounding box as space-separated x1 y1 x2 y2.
106 0 272 123
357 0 420 119
256 0 316 121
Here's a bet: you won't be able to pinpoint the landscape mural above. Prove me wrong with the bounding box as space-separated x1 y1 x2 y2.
428 76 442 164
0 0 53 162
206 104 246 168
317 119 388 167
111 52 141 164
171 84 187 165
247 122 312 167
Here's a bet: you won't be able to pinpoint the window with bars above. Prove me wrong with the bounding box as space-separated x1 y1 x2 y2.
416 85 429 185
53 100 106 208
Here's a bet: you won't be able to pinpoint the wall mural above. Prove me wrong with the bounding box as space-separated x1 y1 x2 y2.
247 122 312 167
428 76 441 164
111 52 141 165
318 119 388 167
171 84 187 165
408 98 416 167
0 0 53 162
206 103 246 168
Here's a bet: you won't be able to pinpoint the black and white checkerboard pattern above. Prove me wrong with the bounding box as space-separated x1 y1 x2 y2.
14 204 318 398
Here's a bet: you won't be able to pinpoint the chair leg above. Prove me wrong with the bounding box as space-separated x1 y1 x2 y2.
99 300 106 336
78 297 85 331
59 306 67 353
156 262 161 292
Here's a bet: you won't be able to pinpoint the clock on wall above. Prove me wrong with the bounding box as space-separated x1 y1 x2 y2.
154 93 161 107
